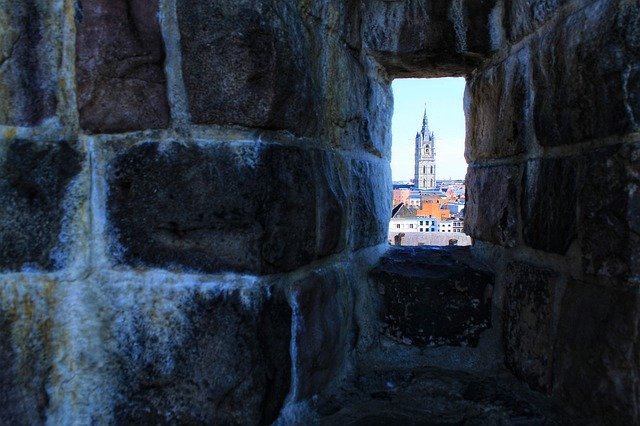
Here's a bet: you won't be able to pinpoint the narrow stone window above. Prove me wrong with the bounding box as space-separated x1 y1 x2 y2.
390 78 468 247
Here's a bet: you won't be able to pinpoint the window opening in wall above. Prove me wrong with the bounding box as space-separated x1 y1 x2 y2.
389 78 469 247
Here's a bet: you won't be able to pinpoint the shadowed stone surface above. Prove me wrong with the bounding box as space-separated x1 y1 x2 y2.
177 0 316 135
370 246 493 347
108 141 344 274
0 140 82 271
0 281 54 425
465 46 531 161
349 160 391 250
76 0 169 133
292 271 351 401
504 0 565 43
532 0 640 146
579 143 640 280
113 286 291 425
0 0 58 126
316 365 576 425
522 157 584 254
503 262 559 393
555 280 640 424
362 0 496 77
464 165 519 247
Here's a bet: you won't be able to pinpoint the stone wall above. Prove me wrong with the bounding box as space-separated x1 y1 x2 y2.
0 0 390 423
462 0 640 423
0 0 637 424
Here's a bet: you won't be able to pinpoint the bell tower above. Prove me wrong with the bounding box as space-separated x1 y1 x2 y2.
414 107 436 189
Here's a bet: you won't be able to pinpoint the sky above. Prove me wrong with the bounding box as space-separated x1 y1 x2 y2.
390 78 467 181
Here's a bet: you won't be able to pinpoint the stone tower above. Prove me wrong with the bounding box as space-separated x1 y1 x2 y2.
414 108 436 189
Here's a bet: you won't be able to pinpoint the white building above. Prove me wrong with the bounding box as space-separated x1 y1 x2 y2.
438 220 465 233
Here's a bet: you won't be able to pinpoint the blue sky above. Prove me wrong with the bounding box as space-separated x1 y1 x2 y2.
390 78 467 181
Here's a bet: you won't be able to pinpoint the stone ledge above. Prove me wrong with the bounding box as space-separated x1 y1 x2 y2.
370 246 493 347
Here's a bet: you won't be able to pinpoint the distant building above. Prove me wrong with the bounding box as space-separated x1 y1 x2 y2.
414 108 436 189
416 194 451 221
392 187 412 206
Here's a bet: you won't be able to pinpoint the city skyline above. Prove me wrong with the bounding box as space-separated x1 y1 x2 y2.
391 78 466 181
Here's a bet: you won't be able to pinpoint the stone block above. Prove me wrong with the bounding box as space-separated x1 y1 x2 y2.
465 46 531 161
177 0 316 136
464 165 519 247
107 141 345 274
362 0 495 77
370 246 493 347
76 0 169 133
0 280 55 424
0 0 59 126
0 140 82 272
532 0 640 146
291 271 351 401
522 157 583 254
504 0 565 43
349 159 391 250
579 143 640 281
111 285 291 425
503 262 559 393
554 280 639 424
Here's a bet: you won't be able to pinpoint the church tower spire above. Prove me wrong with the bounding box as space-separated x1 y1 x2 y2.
414 104 436 190
421 105 429 134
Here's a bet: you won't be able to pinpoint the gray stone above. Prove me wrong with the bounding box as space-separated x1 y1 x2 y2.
532 0 640 146
0 0 59 126
292 271 351 401
349 160 391 250
76 0 169 133
370 246 493 347
579 143 640 280
464 165 519 247
503 0 565 43
522 157 584 254
0 140 82 272
503 262 559 393
554 280 640 424
113 286 291 425
362 0 496 77
317 365 575 425
177 0 316 136
107 141 345 274
0 281 55 424
465 46 531 161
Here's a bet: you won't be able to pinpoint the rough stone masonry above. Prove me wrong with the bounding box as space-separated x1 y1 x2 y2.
0 0 637 424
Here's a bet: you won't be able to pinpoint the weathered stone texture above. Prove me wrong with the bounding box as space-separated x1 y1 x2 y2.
580 143 640 280
107 141 345 274
532 0 640 146
292 271 351 401
464 165 519 247
371 246 493 347
503 262 559 393
349 160 391 250
0 281 54 424
112 286 291 425
465 46 531 161
0 0 59 126
554 280 639 424
503 0 564 43
0 140 82 272
177 0 316 135
522 157 583 254
362 0 496 77
76 0 169 133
